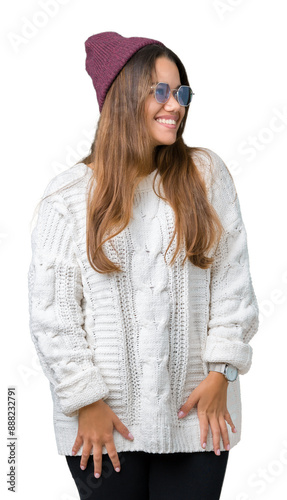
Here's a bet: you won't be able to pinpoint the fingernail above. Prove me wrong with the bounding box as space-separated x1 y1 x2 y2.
115 467 120 472
216 449 221 456
178 411 185 418
95 472 100 478
233 427 237 433
202 442 206 449
72 450 75 455
80 465 85 470
128 432 134 440
226 444 230 450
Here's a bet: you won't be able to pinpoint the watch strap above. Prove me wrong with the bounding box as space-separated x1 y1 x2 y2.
208 362 227 374
208 362 238 382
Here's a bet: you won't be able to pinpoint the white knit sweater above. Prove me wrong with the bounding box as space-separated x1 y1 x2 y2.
27 148 259 456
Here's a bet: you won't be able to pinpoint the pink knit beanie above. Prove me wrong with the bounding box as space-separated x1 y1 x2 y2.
85 31 165 112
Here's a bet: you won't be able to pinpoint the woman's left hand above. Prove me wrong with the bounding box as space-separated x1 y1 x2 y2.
177 371 237 455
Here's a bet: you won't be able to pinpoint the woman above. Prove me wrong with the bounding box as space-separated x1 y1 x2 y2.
28 31 259 499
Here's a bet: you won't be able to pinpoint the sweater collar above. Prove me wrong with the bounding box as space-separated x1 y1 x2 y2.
135 169 161 192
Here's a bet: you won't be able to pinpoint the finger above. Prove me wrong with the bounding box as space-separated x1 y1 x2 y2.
80 441 92 470
224 409 237 433
93 444 103 478
72 434 83 456
198 411 209 449
218 414 230 451
178 390 199 418
112 415 134 441
105 439 121 472
209 415 221 456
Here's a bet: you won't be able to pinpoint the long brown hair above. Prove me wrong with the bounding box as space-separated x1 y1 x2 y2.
79 44 226 274
38 44 231 274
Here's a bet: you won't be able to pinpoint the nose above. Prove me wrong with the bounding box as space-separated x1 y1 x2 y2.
163 91 181 112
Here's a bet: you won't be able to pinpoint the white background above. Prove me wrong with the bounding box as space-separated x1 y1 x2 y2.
1 0 287 498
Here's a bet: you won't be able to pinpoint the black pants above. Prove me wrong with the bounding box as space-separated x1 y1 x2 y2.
66 450 229 500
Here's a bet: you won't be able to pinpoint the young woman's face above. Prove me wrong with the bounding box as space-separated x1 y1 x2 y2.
145 56 186 148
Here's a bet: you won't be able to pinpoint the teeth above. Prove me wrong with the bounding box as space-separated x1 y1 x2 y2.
156 118 176 125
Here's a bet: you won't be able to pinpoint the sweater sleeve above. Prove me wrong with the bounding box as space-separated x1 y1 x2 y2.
27 187 110 417
202 150 260 375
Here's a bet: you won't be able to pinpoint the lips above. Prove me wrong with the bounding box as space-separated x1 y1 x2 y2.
156 118 177 125
155 114 179 123
155 115 178 129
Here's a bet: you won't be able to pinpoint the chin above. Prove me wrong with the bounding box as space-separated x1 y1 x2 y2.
156 138 177 147
153 134 178 147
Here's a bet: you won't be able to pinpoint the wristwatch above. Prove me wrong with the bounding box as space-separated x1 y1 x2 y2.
208 363 238 382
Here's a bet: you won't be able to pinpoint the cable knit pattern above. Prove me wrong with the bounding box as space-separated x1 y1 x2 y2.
27 148 259 456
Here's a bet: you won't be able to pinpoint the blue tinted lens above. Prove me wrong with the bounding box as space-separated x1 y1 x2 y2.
178 86 192 106
155 83 170 103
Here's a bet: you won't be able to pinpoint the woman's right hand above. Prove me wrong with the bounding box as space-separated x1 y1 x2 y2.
71 399 134 478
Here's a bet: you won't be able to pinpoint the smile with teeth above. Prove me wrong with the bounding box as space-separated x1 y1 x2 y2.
156 118 177 125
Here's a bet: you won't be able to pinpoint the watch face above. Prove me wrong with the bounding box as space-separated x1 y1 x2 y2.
226 365 238 381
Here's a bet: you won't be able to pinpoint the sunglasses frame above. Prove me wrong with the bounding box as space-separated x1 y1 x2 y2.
150 82 195 107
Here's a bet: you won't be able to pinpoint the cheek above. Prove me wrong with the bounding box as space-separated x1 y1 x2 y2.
145 97 161 121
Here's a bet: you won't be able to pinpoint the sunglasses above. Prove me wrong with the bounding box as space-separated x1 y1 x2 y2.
150 82 195 107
